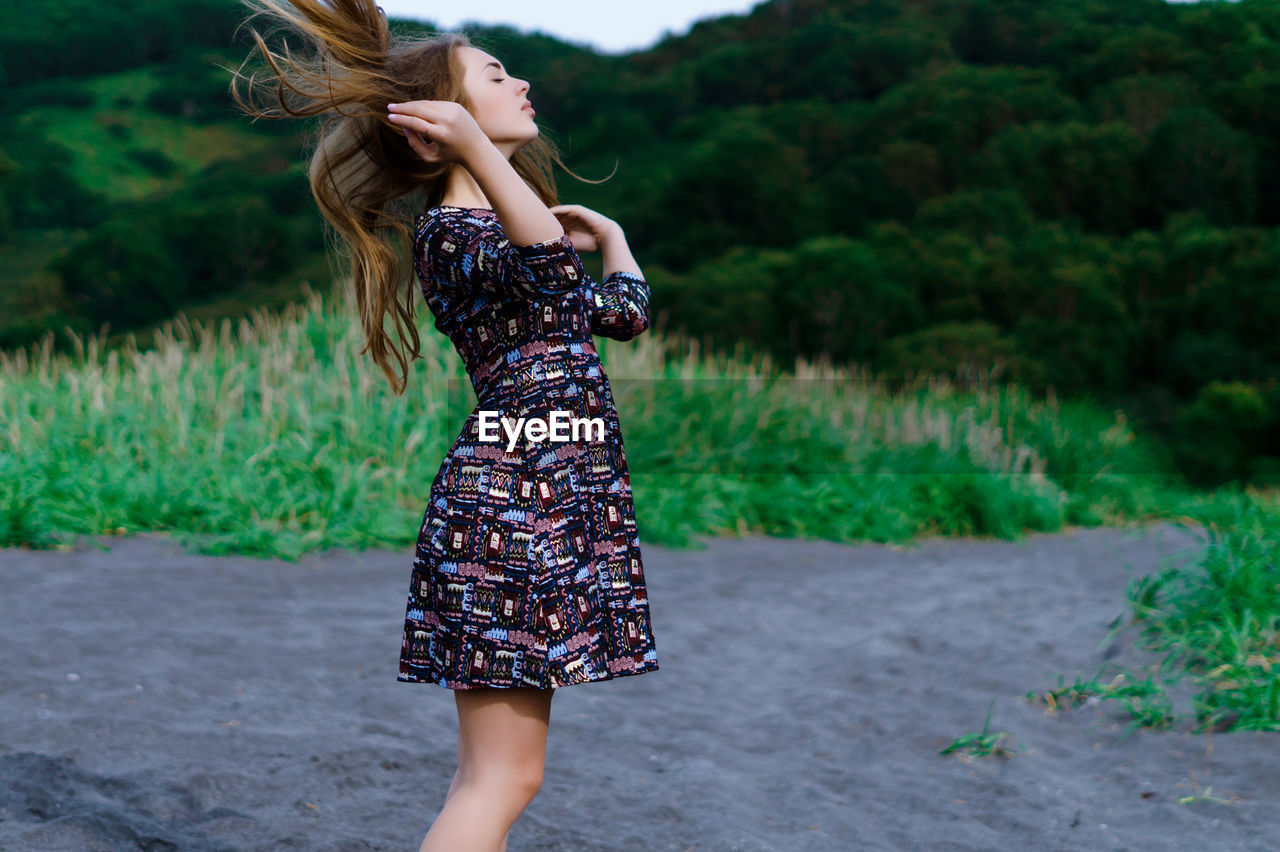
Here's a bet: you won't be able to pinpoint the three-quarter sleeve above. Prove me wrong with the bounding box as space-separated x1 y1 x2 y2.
419 210 585 299
585 270 650 341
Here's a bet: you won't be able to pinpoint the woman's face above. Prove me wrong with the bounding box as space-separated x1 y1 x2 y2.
459 46 537 150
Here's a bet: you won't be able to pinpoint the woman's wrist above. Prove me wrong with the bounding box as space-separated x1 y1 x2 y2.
599 223 642 278
597 221 624 246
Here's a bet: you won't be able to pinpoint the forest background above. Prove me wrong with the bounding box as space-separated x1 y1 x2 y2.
1 0 1277 489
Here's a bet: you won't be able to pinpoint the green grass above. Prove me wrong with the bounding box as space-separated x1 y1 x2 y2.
1018 493 1280 735
940 698 1022 759
2 279 1277 732
0 277 1182 558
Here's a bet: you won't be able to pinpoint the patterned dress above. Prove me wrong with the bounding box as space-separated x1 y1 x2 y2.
397 205 660 689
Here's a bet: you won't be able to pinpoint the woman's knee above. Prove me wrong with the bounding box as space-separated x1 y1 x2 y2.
455 763 543 813
461 758 544 799
509 764 545 802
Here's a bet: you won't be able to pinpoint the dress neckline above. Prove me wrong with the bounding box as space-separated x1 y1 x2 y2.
415 205 495 227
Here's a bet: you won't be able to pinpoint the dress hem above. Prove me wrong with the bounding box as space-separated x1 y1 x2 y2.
396 659 659 690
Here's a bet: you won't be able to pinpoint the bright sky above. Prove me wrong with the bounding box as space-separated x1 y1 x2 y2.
377 1 766 56
378 1 1225 56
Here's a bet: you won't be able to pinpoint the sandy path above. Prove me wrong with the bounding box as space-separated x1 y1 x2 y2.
1 521 1276 851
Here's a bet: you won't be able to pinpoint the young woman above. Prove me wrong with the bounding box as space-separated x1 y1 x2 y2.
230 4 659 850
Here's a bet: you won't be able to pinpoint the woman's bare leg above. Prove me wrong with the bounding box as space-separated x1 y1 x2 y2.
439 766 512 852
419 685 555 852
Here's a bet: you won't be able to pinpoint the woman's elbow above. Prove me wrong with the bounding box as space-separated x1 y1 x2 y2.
613 310 649 341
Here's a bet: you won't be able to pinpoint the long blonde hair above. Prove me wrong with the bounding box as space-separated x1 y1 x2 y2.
226 0 605 394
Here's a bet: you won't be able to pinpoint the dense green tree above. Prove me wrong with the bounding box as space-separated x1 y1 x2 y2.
645 113 814 268
982 119 1145 235
879 319 1025 385
1171 381 1271 487
1 0 1279 485
52 217 182 329
775 234 923 365
1141 105 1258 226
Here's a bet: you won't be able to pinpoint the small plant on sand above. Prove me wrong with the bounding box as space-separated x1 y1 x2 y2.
939 699 1022 758
1025 673 1107 711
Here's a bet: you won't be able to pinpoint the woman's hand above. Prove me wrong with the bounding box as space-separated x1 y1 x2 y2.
548 204 619 253
386 100 490 167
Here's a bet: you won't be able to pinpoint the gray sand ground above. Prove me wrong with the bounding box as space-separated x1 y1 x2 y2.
1 521 1276 851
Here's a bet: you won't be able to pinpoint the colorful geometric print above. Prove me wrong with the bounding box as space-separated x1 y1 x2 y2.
398 205 659 689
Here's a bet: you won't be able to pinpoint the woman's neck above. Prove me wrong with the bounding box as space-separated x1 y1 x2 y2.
440 165 490 209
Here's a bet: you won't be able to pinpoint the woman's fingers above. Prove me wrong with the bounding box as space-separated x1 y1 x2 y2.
386 100 429 116
390 115 441 154
386 101 440 136
403 129 439 162
387 113 433 134
387 100 449 122
397 121 433 144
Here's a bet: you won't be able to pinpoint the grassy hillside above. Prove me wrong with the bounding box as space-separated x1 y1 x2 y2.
14 59 279 202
